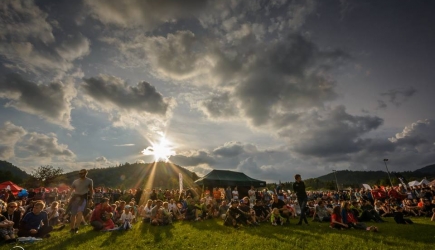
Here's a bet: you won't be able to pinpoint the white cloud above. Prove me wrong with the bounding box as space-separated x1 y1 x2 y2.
0 73 77 129
0 122 27 159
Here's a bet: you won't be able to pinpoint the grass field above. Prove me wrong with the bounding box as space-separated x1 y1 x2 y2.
1 217 433 250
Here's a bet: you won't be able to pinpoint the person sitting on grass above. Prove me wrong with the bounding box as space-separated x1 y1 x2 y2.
218 201 229 220
18 201 53 238
342 202 378 232
224 200 245 228
142 200 153 223
330 206 348 230
119 205 133 230
238 198 259 225
271 208 286 226
253 200 269 222
162 202 173 224
0 214 16 243
394 206 413 224
313 200 331 222
90 198 115 231
184 197 197 221
360 200 385 222
150 200 163 225
271 194 290 224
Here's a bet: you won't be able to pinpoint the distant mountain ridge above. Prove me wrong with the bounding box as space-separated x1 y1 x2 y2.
414 164 435 174
1 160 434 188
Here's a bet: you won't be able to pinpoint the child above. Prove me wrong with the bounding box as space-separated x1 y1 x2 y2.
119 205 133 230
394 207 413 224
271 208 286 226
0 214 16 243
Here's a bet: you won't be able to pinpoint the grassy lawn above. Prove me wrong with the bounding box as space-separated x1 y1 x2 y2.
1 217 434 250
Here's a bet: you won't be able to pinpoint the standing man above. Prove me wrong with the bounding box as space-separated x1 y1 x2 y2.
293 174 308 225
70 169 93 233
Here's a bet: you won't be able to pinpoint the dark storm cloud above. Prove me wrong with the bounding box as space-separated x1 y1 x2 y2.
213 141 245 157
0 1 91 75
380 87 417 106
170 150 216 166
0 73 76 129
81 75 170 116
291 106 383 157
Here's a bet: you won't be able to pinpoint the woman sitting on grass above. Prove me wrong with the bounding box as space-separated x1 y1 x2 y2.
330 206 348 230
342 202 378 232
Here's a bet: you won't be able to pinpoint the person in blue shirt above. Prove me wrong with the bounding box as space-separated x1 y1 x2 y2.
18 201 53 238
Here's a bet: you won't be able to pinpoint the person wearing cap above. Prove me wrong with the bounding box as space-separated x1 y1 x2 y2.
119 205 133 230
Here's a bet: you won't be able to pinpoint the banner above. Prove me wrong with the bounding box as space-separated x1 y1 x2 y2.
179 173 183 192
362 184 372 190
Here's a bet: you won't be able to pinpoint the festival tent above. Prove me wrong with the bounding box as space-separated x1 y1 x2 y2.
0 181 24 195
194 170 266 187
419 178 430 186
408 180 420 187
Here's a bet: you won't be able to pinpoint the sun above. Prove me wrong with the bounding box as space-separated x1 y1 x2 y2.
141 137 175 162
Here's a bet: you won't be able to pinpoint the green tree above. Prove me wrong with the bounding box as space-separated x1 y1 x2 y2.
30 165 64 187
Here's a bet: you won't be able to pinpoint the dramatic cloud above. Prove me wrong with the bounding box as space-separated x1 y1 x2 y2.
0 1 90 76
81 75 170 115
200 92 238 119
0 73 76 129
21 132 75 160
0 0 54 43
0 122 27 159
380 87 417 106
85 0 206 29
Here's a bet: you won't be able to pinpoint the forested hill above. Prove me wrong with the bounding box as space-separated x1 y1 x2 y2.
0 160 30 183
415 164 435 174
63 162 199 189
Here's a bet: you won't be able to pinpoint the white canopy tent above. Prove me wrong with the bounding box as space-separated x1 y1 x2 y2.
419 178 430 185
408 180 420 186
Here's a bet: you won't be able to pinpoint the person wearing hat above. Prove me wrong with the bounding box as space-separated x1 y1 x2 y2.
119 205 133 230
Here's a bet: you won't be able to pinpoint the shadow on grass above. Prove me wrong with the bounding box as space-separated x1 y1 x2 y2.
42 229 99 250
141 222 174 243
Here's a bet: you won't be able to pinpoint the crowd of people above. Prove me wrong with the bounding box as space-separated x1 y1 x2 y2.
1 171 435 244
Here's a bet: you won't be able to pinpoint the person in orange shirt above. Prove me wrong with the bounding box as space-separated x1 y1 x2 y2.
213 188 221 204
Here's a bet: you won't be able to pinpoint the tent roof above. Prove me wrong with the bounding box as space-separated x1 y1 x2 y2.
419 178 430 185
0 181 23 195
408 180 420 186
194 170 266 187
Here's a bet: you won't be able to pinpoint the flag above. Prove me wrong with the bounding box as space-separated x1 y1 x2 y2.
362 184 372 190
179 173 183 192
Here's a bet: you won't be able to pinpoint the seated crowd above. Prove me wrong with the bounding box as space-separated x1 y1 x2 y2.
1 183 435 244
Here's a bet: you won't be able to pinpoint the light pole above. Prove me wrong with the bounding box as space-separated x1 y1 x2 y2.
332 170 339 191
383 159 393 187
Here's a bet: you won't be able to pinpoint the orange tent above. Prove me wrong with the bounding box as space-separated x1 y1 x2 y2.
0 181 24 195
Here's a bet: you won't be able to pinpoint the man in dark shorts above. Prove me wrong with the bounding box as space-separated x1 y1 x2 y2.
70 169 93 233
293 174 308 225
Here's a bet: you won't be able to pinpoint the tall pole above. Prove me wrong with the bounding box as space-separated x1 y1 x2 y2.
383 159 393 187
332 170 339 191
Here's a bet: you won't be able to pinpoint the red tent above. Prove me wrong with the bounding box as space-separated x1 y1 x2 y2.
0 181 24 195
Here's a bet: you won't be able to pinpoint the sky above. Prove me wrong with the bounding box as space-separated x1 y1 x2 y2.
0 0 434 183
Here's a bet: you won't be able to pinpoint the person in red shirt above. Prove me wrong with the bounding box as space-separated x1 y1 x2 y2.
330 206 348 230
213 188 222 204
90 198 115 231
